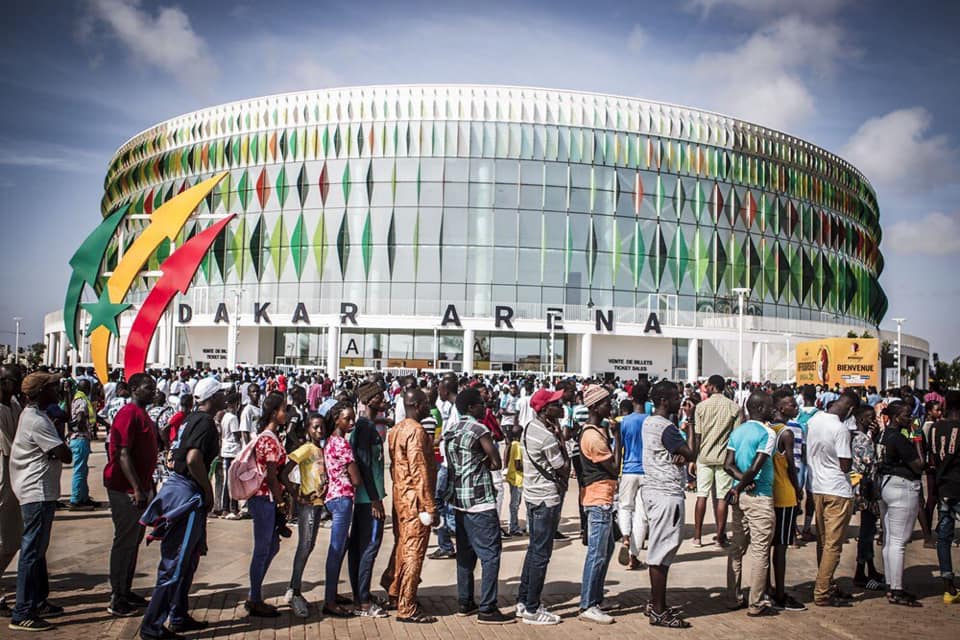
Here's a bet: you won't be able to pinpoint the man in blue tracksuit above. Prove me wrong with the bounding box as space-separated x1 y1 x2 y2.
139 378 226 640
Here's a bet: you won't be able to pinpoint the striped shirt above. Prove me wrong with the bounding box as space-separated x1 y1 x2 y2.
522 418 567 507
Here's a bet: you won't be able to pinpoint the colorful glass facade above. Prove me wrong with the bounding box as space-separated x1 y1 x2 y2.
100 86 886 327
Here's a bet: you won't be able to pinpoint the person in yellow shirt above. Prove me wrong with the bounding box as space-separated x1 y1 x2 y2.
280 414 327 618
505 424 525 536
768 388 805 612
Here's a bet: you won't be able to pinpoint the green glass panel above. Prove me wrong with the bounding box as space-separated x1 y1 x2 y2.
237 170 250 212
297 163 309 208
313 213 327 281
362 210 373 278
336 212 350 278
342 162 351 204
249 215 264 280
290 214 305 278
275 166 289 208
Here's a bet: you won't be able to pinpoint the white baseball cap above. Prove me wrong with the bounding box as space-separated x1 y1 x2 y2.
193 377 232 402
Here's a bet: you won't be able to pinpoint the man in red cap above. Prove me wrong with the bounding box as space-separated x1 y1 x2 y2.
515 387 567 625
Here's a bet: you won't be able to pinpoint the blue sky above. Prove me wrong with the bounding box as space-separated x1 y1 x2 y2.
2 0 959 359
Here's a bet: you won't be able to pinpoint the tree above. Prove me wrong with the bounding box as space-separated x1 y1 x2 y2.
846 330 859 339
26 342 45 368
861 331 873 339
931 357 960 390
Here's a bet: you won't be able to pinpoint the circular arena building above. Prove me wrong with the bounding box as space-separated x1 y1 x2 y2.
43 85 931 384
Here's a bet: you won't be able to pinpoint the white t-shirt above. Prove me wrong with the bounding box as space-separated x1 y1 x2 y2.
805 411 853 498
220 411 243 458
516 395 534 429
10 406 64 505
240 403 261 437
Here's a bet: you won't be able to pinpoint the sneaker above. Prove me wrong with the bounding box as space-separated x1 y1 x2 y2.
108 599 140 617
290 594 310 618
477 608 515 624
428 549 456 560
772 595 807 612
169 617 208 632
284 588 295 604
457 601 479 617
522 607 560 626
35 601 63 618
553 531 568 540
139 626 184 640
747 603 779 617
944 591 960 604
68 501 94 511
515 602 526 618
0 597 10 618
578 605 613 625
501 529 512 539
223 512 241 520
126 592 149 607
356 603 388 618
9 616 55 632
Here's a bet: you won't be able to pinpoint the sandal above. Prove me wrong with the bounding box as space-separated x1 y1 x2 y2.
356 603 388 618
887 590 922 607
648 608 691 628
397 609 437 624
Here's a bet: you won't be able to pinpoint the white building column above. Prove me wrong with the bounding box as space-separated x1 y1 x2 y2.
580 332 593 378
326 323 340 380
751 341 763 383
59 332 68 368
463 328 475 375
687 338 699 384
226 322 238 370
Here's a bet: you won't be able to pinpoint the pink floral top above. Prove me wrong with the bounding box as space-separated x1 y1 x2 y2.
254 432 286 498
324 434 356 501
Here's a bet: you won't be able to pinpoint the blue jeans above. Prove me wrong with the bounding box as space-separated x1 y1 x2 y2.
11 501 55 623
324 496 353 604
508 485 523 534
937 497 960 579
580 504 615 609
518 501 562 611
454 508 502 612
435 466 455 553
290 504 323 592
348 502 384 604
69 437 90 503
856 508 878 563
248 495 280 602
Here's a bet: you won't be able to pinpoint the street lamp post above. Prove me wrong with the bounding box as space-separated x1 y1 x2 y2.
893 317 905 388
13 317 22 365
732 288 750 398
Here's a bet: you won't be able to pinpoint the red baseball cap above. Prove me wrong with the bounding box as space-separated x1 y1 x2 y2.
530 388 564 413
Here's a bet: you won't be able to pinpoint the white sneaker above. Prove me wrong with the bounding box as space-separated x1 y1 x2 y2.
578 605 613 625
284 588 295 604
523 606 560 626
515 602 526 617
290 594 310 618
223 512 241 520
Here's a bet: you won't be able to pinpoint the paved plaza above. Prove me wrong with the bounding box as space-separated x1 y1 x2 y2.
5 449 959 639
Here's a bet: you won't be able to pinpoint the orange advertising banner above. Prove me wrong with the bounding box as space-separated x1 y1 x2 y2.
796 338 880 388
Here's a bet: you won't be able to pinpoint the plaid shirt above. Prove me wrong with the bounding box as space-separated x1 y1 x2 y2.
443 415 495 510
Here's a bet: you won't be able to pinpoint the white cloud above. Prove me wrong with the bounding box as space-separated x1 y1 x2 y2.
686 16 846 131
0 141 106 173
885 212 960 256
82 0 217 89
687 0 848 18
841 107 957 193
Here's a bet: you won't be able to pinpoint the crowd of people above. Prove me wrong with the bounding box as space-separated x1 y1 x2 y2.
0 362 957 636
